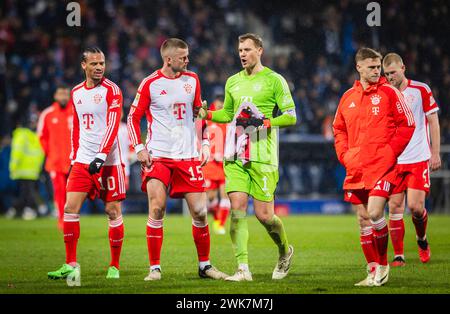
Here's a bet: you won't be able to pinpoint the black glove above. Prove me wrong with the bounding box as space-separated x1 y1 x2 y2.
88 158 104 174
236 116 264 129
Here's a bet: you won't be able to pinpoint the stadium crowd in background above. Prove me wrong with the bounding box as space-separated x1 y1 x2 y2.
1 0 448 140
0 0 448 212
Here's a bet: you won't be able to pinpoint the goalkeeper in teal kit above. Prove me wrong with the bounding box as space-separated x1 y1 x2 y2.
198 33 297 281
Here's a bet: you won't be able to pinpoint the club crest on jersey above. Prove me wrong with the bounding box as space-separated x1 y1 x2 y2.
93 94 102 104
253 83 262 92
405 94 415 105
183 83 192 94
370 94 381 105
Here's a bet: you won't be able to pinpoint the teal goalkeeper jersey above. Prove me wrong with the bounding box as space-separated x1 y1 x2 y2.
211 66 296 166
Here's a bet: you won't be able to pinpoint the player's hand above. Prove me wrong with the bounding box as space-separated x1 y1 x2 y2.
430 153 441 172
88 158 105 175
137 149 152 169
200 144 210 167
197 100 209 120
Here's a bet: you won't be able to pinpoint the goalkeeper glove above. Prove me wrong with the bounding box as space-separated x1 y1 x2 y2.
236 108 271 130
88 157 105 174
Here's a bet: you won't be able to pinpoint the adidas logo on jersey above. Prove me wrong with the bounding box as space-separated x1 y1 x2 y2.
160 90 167 95
112 192 118 197
77 100 82 104
349 102 356 108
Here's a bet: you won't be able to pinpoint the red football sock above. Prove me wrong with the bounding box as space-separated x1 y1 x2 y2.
192 220 210 262
412 209 428 240
108 216 124 268
372 217 389 266
360 226 378 268
208 198 220 221
218 198 230 227
147 217 163 266
63 213 80 265
389 214 405 257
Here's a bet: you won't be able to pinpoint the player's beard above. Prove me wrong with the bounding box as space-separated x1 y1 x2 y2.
171 63 187 73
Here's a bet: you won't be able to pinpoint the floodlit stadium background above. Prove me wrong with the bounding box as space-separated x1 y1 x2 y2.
0 0 449 215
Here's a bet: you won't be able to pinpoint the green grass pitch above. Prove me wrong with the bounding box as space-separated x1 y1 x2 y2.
1 214 449 294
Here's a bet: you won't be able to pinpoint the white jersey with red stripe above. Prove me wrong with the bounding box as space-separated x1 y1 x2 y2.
127 69 206 159
70 77 123 166
118 122 131 177
397 79 439 164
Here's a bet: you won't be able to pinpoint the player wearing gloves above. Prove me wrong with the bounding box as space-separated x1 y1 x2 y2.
48 47 126 283
198 33 297 281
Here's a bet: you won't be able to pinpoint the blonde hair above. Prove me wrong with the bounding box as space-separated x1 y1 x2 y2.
160 38 188 58
383 53 404 67
355 47 382 63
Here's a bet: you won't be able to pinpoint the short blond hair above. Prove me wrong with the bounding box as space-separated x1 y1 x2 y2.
238 33 263 48
383 53 404 67
160 38 188 58
355 47 382 63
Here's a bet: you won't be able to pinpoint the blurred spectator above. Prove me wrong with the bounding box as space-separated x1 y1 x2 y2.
1 0 448 199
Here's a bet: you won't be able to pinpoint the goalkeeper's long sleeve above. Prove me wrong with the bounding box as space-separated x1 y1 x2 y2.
210 108 235 123
268 112 297 128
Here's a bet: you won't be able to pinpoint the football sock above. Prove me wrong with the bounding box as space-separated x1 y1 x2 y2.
389 213 405 257
218 198 231 227
230 209 249 265
63 213 80 266
108 215 124 268
192 219 211 263
261 215 289 256
360 226 378 268
147 217 163 267
412 209 428 241
208 197 219 221
371 217 389 266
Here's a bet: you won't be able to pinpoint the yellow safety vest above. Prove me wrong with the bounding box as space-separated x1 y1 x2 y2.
9 127 45 180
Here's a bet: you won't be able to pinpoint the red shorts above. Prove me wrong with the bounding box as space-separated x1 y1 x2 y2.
66 162 126 202
202 160 225 191
141 158 205 198
344 180 394 205
391 161 430 194
204 178 225 191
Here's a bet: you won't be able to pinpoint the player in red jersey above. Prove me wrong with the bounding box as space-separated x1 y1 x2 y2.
37 85 73 231
202 95 230 235
333 48 415 287
383 53 441 266
48 47 126 283
127 38 227 281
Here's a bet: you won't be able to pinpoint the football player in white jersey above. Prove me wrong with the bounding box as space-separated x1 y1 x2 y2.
127 38 228 281
383 53 441 266
48 47 126 283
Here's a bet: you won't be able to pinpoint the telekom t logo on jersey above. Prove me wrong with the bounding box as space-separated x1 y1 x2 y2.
173 103 186 120
82 113 94 130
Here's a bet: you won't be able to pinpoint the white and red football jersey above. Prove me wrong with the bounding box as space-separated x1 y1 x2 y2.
127 69 207 159
118 122 132 177
70 77 123 166
397 79 439 164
